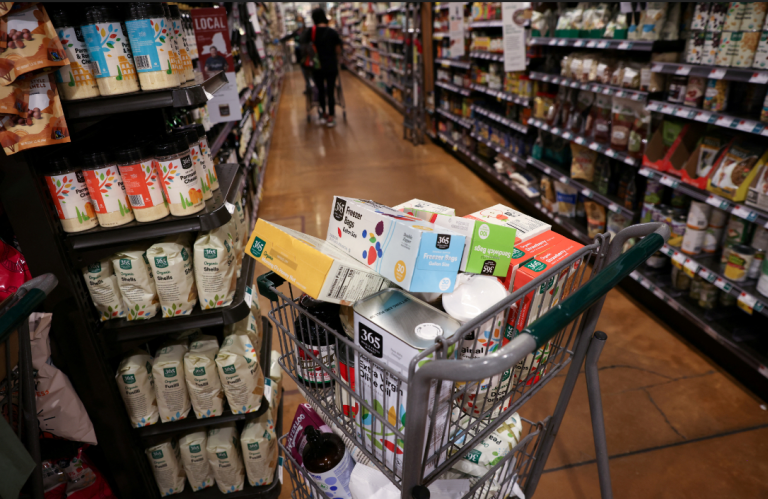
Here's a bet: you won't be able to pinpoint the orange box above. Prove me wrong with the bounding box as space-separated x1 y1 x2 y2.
502 230 574 291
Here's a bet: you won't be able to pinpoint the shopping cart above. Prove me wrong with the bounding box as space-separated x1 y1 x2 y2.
258 222 669 499
0 273 58 499
305 66 347 123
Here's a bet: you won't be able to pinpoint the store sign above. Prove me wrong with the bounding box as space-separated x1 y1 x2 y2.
502 2 528 72
192 8 242 124
448 3 465 58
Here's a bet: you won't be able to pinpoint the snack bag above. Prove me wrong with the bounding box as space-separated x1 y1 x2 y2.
241 411 278 486
215 331 265 415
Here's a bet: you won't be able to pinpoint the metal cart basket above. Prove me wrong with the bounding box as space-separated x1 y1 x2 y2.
258 223 669 499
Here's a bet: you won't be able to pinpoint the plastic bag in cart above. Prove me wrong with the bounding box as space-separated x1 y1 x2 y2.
349 462 470 499
0 237 31 301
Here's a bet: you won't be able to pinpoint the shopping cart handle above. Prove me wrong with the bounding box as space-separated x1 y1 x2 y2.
257 272 286 302
0 273 58 343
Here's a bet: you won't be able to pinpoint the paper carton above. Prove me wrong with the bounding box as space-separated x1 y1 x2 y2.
245 219 392 305
707 146 768 202
746 163 768 211
326 197 466 293
464 204 551 244
432 214 517 278
679 139 733 190
393 199 456 222
643 122 708 175
502 230 574 290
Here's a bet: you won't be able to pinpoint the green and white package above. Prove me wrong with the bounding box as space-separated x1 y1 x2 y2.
433 215 517 278
451 412 524 477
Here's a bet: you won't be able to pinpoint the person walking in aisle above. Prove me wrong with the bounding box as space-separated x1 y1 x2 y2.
280 15 311 92
300 8 342 127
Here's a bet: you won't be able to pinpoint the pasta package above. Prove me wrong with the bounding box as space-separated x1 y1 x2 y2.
116 349 158 427
153 340 191 422
184 334 225 419
0 4 69 86
241 411 277 486
82 258 125 321
112 249 160 321
179 431 216 492
146 438 186 497
194 226 237 310
148 235 198 318
215 331 265 415
207 423 245 494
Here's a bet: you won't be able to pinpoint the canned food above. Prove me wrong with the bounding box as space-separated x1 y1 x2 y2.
669 215 687 247
757 258 768 297
709 208 729 228
751 225 768 250
748 248 765 280
725 214 754 244
703 79 729 112
719 289 737 307
703 226 724 253
682 227 706 255
698 282 718 309
671 265 691 291
687 200 712 229
723 244 755 282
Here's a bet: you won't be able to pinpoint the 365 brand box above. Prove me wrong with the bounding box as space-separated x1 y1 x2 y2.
392 199 455 223
246 219 392 304
465 204 551 244
502 231 573 290
326 197 465 293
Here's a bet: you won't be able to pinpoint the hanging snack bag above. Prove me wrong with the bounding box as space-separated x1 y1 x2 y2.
184 334 225 419
0 4 68 86
570 142 597 182
555 180 578 218
146 438 186 497
82 151 135 227
207 422 246 494
47 6 100 101
148 234 198 318
178 430 216 492
241 411 278 487
153 339 191 422
215 331 265 415
82 258 125 321
43 157 99 233
82 4 140 96
112 248 159 321
116 349 158 427
194 226 236 310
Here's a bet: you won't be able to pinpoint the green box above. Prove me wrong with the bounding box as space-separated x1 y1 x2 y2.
433 214 517 278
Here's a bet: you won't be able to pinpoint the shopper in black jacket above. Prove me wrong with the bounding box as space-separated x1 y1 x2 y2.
280 15 311 91
300 8 342 127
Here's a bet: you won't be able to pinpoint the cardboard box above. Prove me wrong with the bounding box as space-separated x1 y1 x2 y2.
432 214 517 278
679 137 733 190
326 197 466 293
246 219 392 305
643 122 707 174
502 230 574 290
746 163 768 211
464 204 551 244
392 199 455 223
707 144 768 202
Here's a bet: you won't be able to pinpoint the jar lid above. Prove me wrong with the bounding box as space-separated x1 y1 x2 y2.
47 157 75 175
173 127 199 145
154 135 189 157
124 2 163 22
84 4 122 24
180 123 206 142
80 151 112 170
115 144 147 165
730 244 756 256
169 5 182 19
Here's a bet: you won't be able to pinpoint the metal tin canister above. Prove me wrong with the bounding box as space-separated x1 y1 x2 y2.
687 201 712 229
748 248 765 280
698 282 718 309
682 227 706 255
709 208 729 228
725 214 753 244
703 226 724 253
757 258 768 297
723 244 756 282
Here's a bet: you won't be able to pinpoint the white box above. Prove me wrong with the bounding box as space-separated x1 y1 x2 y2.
464 204 551 243
392 199 456 222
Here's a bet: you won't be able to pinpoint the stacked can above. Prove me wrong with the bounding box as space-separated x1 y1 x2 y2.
747 225 768 280
682 200 711 255
703 207 728 254
719 214 756 277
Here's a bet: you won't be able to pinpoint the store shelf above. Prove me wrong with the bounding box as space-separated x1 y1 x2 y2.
637 167 768 229
379 38 404 45
529 71 648 102
469 20 503 28
436 108 473 129
528 37 684 52
435 80 472 96
63 71 228 120
380 51 404 60
469 51 504 62
471 104 528 134
348 70 404 114
471 83 531 107
435 57 471 70
528 118 641 167
245 112 271 165
209 121 237 158
388 67 405 75
646 100 768 136
650 62 768 83
470 132 526 167
386 6 404 13
102 254 255 344
67 164 243 251
527 157 635 218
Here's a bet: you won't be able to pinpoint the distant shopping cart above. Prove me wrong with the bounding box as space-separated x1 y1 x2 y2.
305 67 347 123
258 223 669 499
0 274 58 499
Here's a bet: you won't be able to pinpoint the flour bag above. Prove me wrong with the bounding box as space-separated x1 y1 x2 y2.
184 334 225 419
112 249 160 320
241 411 278 486
207 422 245 494
153 340 191 422
194 226 237 310
116 350 158 427
82 259 125 321
146 438 186 497
148 234 198 318
215 331 265 414
179 430 216 492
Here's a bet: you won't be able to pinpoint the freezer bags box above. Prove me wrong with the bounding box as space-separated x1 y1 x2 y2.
246 218 392 305
326 197 466 293
465 204 551 244
392 199 456 222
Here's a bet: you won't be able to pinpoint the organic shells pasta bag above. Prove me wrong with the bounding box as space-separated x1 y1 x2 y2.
116 349 158 427
112 249 160 320
178 430 216 492
82 258 125 321
148 234 198 318
184 334 225 419
241 411 277 487
146 437 186 497
207 422 245 494
153 340 191 422
0 4 69 86
215 331 264 415
194 226 236 310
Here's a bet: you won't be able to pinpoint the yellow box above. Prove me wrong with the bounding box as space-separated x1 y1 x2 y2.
707 147 768 202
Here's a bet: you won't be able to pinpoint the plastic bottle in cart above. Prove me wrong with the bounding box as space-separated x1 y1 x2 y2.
302 426 354 499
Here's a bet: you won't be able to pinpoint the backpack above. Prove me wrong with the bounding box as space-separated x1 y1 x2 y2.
302 26 321 70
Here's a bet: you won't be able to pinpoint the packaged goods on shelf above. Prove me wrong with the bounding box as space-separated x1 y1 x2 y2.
125 3 181 90
146 437 186 497
82 258 126 321
268 350 283 419
174 127 213 200
154 135 205 216
116 349 158 427
44 158 99 233
47 6 101 101
207 422 246 494
153 339 192 422
234 198 248 270
746 162 768 210
241 410 278 486
393 199 456 222
194 226 237 310
112 248 160 320
215 331 265 415
115 143 170 222
224 301 263 359
184 334 224 420
178 430 216 492
82 4 141 96
707 142 768 202
148 234 198 318
181 123 220 190
82 151 135 227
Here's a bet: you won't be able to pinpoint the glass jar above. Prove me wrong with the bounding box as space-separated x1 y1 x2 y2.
124 3 181 91
154 135 205 216
43 157 99 233
169 6 195 83
173 127 212 200
81 151 135 227
82 4 141 96
182 123 219 191
48 6 101 101
115 142 170 222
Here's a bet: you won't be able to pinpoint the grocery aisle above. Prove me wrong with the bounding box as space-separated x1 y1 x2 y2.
257 69 768 499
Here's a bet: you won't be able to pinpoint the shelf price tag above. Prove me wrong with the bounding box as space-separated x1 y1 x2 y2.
244 286 253 307
651 63 663 72
597 40 609 48
661 245 676 258
659 175 680 189
736 120 758 132
706 194 730 210
575 136 586 145
640 278 653 290
694 111 713 123
737 292 759 315
630 270 640 281
683 258 700 278
674 65 691 76
543 165 552 175
441 61 450 68
562 131 573 140
732 204 758 222
638 167 654 178
673 107 691 118
618 41 631 50
588 142 601 151
581 188 594 198
749 72 768 84
653 287 667 301
571 80 581 89
708 68 727 79
716 115 737 128
624 156 638 166
557 39 567 46
559 175 570 184
713 277 732 292
574 39 585 47
661 104 674 114
607 203 621 214
605 148 617 158
671 251 686 269
586 40 597 48
630 92 644 101
698 268 716 283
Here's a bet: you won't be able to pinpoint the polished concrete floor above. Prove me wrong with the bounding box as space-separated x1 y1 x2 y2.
256 69 768 499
